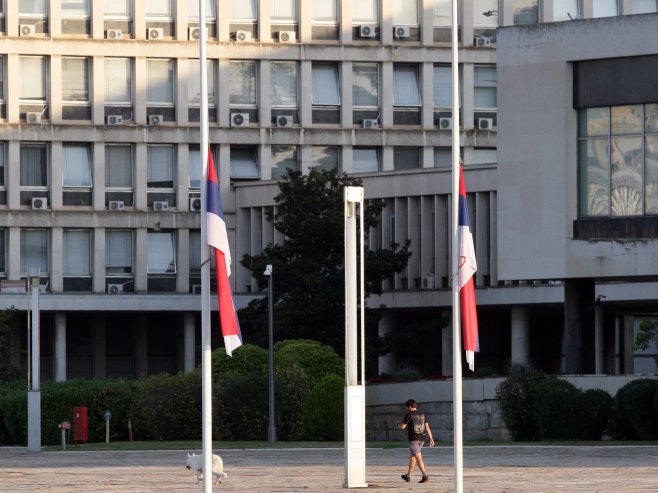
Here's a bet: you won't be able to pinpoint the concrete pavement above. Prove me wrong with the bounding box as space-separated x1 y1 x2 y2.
1 445 658 492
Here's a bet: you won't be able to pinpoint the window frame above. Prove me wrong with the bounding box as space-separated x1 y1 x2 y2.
147 144 175 189
146 58 175 106
393 65 422 107
20 143 48 189
21 229 49 276
312 63 341 106
473 65 497 111
271 61 298 108
20 56 47 103
105 58 132 105
271 145 299 180
352 63 379 108
147 231 176 274
62 57 90 104
311 146 340 172
353 147 380 173
188 59 216 107
105 144 134 189
106 229 133 275
393 146 421 170
62 144 93 188
63 229 91 276
230 146 260 180
230 60 257 107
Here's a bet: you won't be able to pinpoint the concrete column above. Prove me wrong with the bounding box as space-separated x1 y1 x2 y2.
50 142 63 209
134 144 147 209
134 58 146 124
511 306 530 368
134 1 146 39
421 62 434 129
93 142 105 209
299 61 312 127
7 228 20 281
462 0 474 46
134 229 148 292
50 56 62 124
442 310 453 376
135 316 148 379
258 59 272 128
93 228 106 293
91 0 104 38
6 55 18 123
258 0 271 41
7 142 20 209
340 61 352 128
184 312 196 372
218 58 231 127
562 278 594 374
93 314 106 378
377 312 395 376
176 58 188 125
462 63 474 131
177 229 190 292
50 228 63 292
381 62 393 127
49 0 62 37
594 304 604 374
54 313 66 382
381 0 393 44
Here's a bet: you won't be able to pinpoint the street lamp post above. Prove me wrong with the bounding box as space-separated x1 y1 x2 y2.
264 264 276 442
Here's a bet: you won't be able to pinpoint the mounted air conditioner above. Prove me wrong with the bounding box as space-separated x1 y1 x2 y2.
31 197 48 210
359 25 376 38
107 283 124 294
422 276 435 289
148 114 163 126
393 26 410 38
106 115 123 125
276 115 293 128
189 27 200 41
147 28 164 40
189 197 202 211
153 201 169 211
108 200 125 211
192 284 202 294
362 119 379 129
234 30 252 42
26 112 42 124
20 24 36 37
231 113 249 127
439 117 452 130
106 29 123 39
478 117 494 130
278 31 296 43
475 36 492 47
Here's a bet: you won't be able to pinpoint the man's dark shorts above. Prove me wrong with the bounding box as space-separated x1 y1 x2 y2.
408 440 424 456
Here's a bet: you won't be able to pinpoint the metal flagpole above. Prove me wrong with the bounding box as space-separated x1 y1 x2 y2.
450 0 464 492
198 0 212 492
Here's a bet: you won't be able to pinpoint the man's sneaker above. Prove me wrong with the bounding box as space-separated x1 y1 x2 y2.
419 476 430 484
401 474 410 482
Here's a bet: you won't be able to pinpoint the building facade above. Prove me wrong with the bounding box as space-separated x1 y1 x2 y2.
0 0 656 382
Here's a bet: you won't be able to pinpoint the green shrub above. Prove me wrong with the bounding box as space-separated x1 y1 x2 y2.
536 379 580 440
623 378 658 439
577 389 613 440
611 382 638 440
274 340 343 387
0 383 25 444
213 374 269 440
302 374 344 441
87 380 138 442
275 365 314 440
211 344 268 379
392 367 422 382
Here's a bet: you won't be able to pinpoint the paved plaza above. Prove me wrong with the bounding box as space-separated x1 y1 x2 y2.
1 445 658 492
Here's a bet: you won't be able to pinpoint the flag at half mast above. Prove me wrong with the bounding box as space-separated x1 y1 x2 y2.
206 148 243 356
458 165 479 371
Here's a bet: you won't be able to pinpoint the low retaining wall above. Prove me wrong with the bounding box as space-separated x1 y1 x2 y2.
365 375 644 442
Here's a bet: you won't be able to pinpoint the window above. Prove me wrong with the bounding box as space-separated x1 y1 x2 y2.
593 0 618 17
64 230 91 276
352 63 378 108
62 57 89 103
313 0 337 23
393 65 421 107
105 58 132 104
230 147 259 179
272 0 296 22
434 66 452 108
393 0 418 25
146 59 174 104
434 148 452 168
104 0 130 17
434 0 452 26
20 57 47 102
474 0 496 27
189 230 201 272
230 61 257 106
354 0 378 23
394 147 420 170
0 56 4 101
146 0 172 18
271 146 298 179
62 0 89 17
190 0 217 19
272 62 297 107
231 0 257 21
474 66 497 110
513 0 538 24
147 145 175 188
0 143 5 187
19 0 47 15
106 230 133 274
632 0 658 13
106 145 133 188
63 145 92 187
188 146 201 188
21 229 48 275
147 232 176 274
466 148 497 166
0 230 5 273
553 0 579 21
20 144 47 187
312 64 340 105
188 60 216 106
578 104 658 217
311 146 339 172
353 148 379 173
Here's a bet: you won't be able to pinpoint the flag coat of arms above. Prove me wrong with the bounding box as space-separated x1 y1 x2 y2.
206 149 243 356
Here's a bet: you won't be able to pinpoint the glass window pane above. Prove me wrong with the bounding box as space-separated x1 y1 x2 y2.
578 107 609 137
230 61 257 105
189 231 201 271
394 147 420 170
312 64 340 105
189 147 201 188
354 0 377 22
392 0 418 24
645 135 658 214
314 0 337 22
62 58 89 102
189 0 216 18
433 65 452 107
20 57 46 101
63 145 92 187
513 0 538 24
147 145 174 188
21 230 48 275
104 0 129 17
230 147 260 179
146 59 174 103
353 148 379 173
106 230 132 273
106 145 133 188
353 63 378 107
435 0 452 26
0 230 6 273
20 145 47 187
474 0 497 27
611 105 642 135
64 231 90 275
553 0 578 21
0 144 5 187
271 146 298 179
272 0 296 20
63 0 90 16
272 62 297 107
611 136 643 216
231 0 257 20
146 0 172 17
474 66 497 109
311 146 339 172
434 148 452 168
633 0 657 14
188 60 216 106
467 148 497 165
579 138 610 217
19 0 47 15
147 232 176 273
105 59 131 103
393 66 421 106
593 0 618 17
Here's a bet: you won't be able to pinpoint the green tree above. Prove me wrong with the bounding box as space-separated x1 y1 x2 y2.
634 318 658 367
239 168 410 355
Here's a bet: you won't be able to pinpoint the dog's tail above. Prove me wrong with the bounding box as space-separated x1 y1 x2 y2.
220 472 228 479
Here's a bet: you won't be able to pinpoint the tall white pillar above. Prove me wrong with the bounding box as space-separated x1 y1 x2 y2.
511 306 530 367
184 312 196 372
377 312 395 376
55 313 66 382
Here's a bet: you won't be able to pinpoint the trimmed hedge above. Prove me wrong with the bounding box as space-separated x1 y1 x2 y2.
274 340 343 388
301 374 344 441
615 378 658 440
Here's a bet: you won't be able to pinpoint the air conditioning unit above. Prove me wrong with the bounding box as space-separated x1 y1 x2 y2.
439 117 453 130
192 284 202 294
106 29 123 39
234 30 252 42
20 24 36 37
278 31 296 43
153 201 169 211
31 197 48 210
148 114 163 126
231 113 249 127
26 112 42 124
475 36 492 47
147 27 164 40
276 115 293 128
393 26 410 38
359 25 376 38
107 283 124 294
106 114 123 125
362 119 379 129
189 27 200 41
478 117 494 130
422 276 435 289
108 200 125 211
189 197 202 211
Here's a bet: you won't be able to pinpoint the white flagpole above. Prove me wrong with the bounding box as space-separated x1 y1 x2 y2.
450 0 464 492
198 1 212 492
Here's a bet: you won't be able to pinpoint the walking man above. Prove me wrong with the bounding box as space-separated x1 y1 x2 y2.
399 399 435 483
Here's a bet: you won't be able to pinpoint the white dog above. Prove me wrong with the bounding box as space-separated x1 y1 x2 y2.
185 452 227 484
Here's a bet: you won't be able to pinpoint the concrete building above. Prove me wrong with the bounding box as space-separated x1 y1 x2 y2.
0 1 656 382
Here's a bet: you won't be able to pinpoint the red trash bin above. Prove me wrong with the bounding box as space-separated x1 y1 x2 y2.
73 407 88 443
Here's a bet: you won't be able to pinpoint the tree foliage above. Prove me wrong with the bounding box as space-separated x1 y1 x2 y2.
634 318 658 367
239 169 410 354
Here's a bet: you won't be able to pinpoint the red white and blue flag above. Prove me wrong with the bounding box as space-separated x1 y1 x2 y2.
458 166 479 371
206 149 242 356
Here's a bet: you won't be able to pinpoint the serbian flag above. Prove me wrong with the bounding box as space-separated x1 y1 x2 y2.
206 149 243 356
458 166 479 371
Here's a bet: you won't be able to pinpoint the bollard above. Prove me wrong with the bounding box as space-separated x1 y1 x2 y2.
59 421 71 450
103 411 112 444
128 418 133 441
